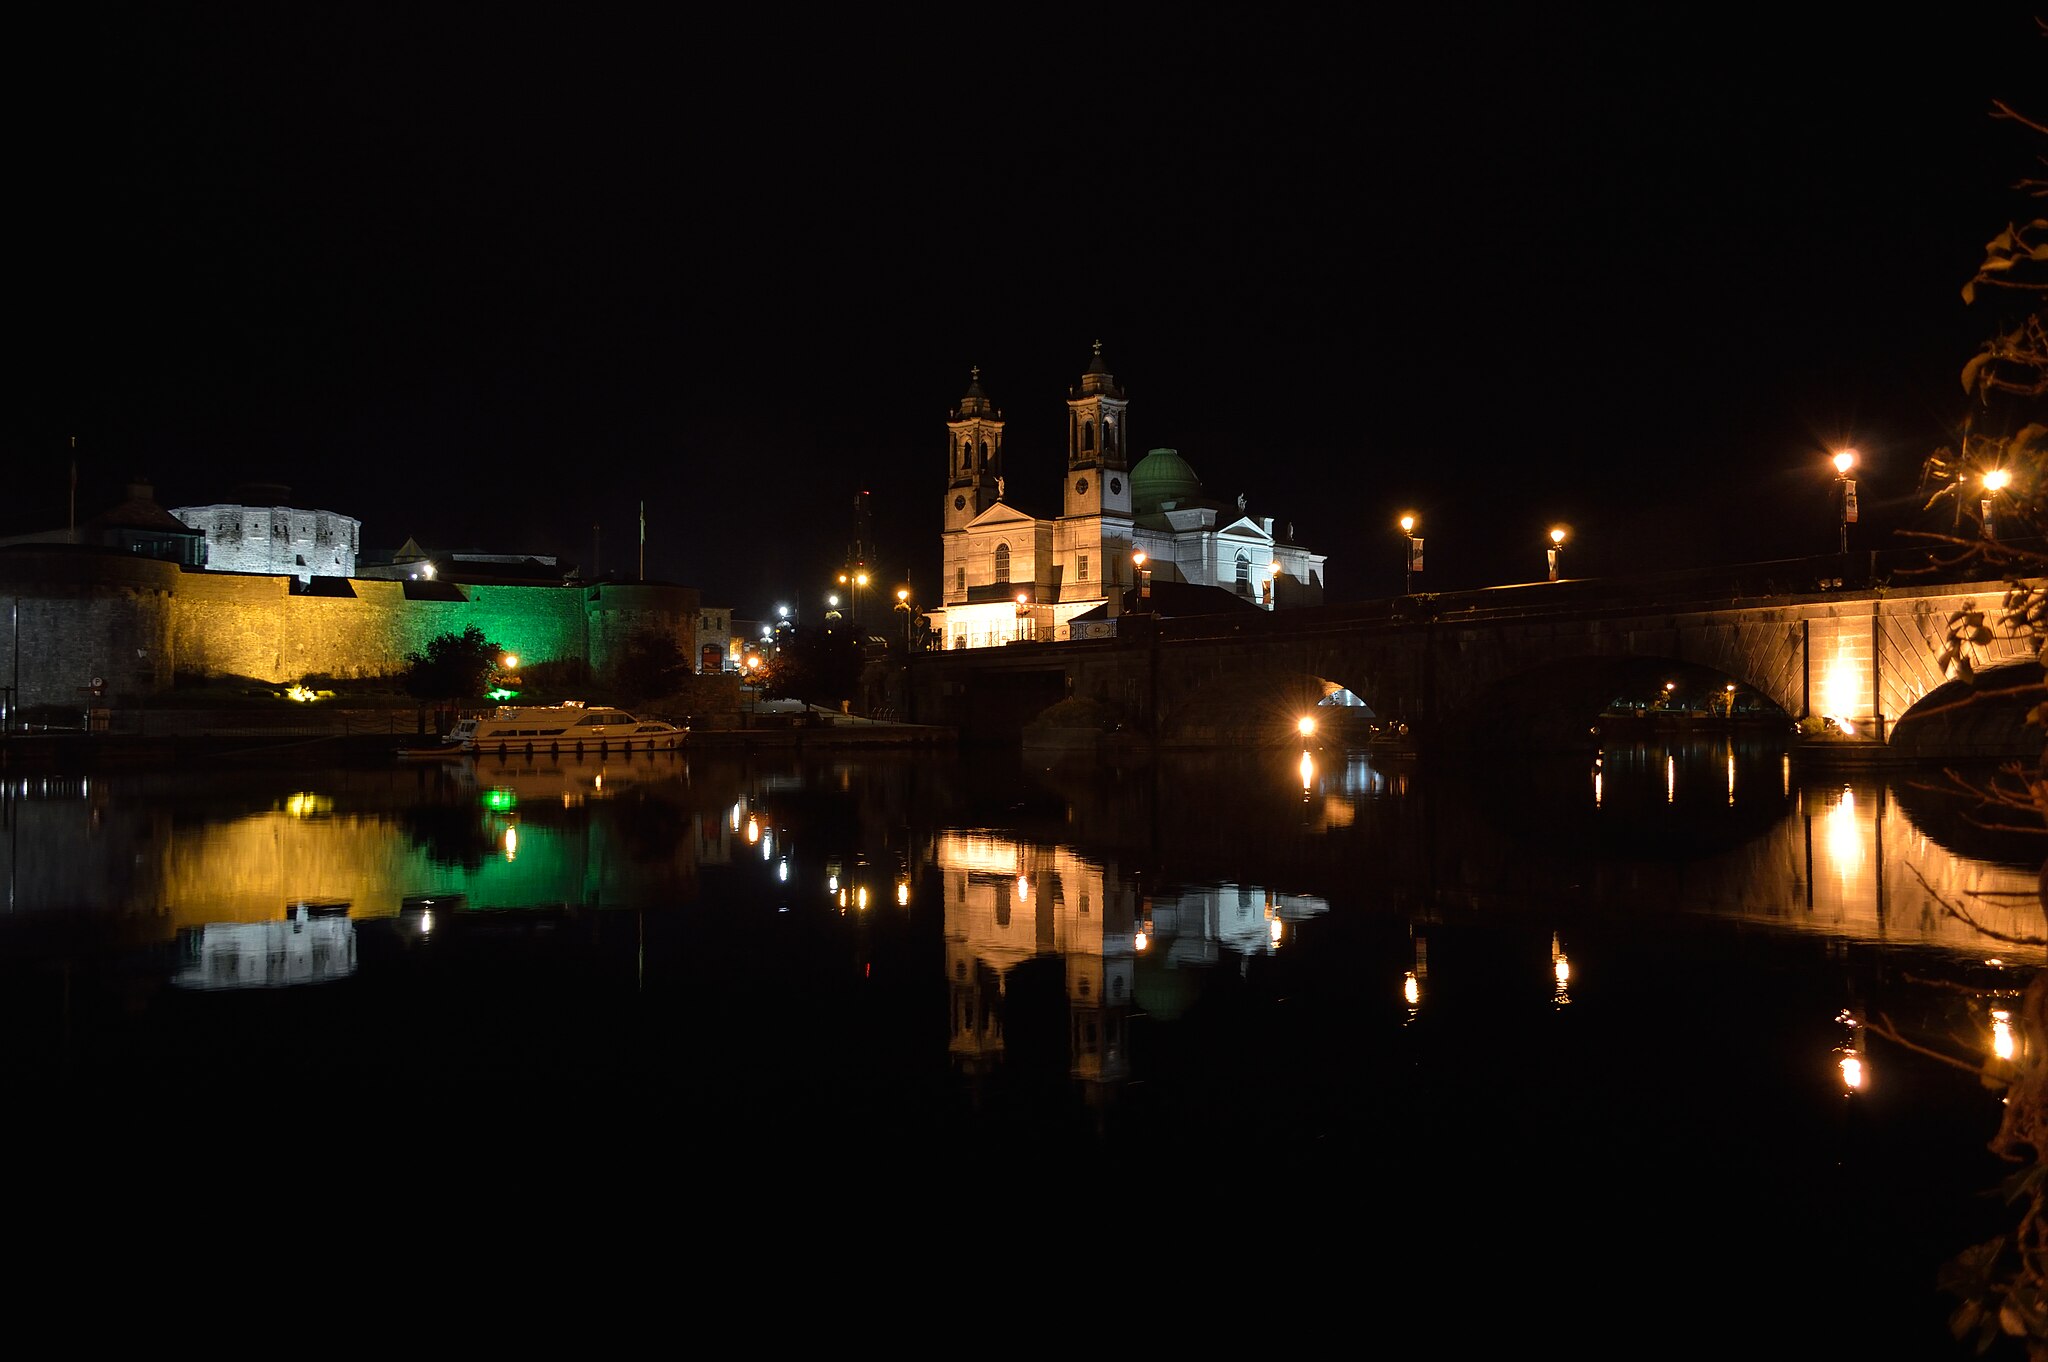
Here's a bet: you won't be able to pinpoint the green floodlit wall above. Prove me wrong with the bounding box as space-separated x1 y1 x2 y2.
0 549 697 705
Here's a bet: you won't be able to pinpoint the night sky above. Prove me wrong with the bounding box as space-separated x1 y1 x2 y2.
15 9 2044 614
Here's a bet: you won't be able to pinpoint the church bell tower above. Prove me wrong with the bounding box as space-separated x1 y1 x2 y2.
945 367 1002 534
1064 340 1131 519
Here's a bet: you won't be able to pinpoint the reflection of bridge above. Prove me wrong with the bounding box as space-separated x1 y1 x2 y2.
901 552 2044 755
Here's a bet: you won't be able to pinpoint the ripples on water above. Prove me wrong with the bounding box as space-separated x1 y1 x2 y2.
0 738 2040 1346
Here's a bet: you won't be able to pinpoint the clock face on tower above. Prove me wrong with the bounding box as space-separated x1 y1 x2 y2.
953 495 966 511
1075 478 1089 496
1109 477 1122 496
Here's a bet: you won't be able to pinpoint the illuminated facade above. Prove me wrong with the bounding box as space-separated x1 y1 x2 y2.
929 343 1329 649
172 489 361 583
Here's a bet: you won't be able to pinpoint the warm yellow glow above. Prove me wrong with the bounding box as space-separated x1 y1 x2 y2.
745 815 760 845
421 562 436 580
284 792 332 818
897 587 909 603
503 824 518 860
1298 715 1317 737
1135 930 1149 952
1666 754 1675 803
1727 751 1736 804
1399 514 1416 534
418 910 434 935
286 683 317 702
1299 748 1315 792
1832 449 1857 475
1825 788 1864 876
1994 1010 2017 1061
896 880 910 907
1549 526 1567 546
1132 550 1147 567
857 885 869 911
1269 918 1284 945
502 654 519 671
1985 468 2011 493
1403 972 1420 1006
1016 875 1030 901
1593 769 1603 806
1820 649 1862 726
1839 1053 1866 1091
1016 593 1028 606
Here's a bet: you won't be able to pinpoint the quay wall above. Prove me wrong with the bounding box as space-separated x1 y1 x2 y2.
0 549 698 708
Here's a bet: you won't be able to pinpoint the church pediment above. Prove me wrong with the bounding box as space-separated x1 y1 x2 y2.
965 502 1039 530
1217 516 1273 542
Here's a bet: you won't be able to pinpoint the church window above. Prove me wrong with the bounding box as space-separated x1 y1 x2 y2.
1235 550 1252 595
1078 554 1088 582
956 566 965 595
978 438 988 464
962 438 972 470
994 543 1010 584
1082 420 1095 453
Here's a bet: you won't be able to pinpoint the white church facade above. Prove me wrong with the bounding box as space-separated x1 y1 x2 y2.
928 344 1327 650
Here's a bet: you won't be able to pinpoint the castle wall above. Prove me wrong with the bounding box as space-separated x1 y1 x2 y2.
0 550 697 708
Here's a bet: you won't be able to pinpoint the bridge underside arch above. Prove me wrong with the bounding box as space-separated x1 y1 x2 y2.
1441 655 1792 753
1159 671 1347 747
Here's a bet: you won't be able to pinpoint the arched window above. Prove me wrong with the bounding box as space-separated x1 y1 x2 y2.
961 438 972 471
995 543 1011 584
1235 550 1252 595
1082 420 1095 453
978 438 988 464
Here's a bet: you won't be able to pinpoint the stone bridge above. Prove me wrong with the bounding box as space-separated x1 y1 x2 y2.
896 553 2045 757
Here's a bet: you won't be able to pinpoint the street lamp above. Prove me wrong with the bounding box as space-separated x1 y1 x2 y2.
1983 467 2010 540
1264 559 1282 609
1547 526 1567 582
1132 550 1152 610
1831 449 1858 555
895 586 914 650
1399 514 1421 595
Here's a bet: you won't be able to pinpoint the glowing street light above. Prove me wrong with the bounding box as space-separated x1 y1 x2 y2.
895 586 914 650
1830 449 1858 555
1399 514 1421 595
1547 526 1567 582
1132 550 1151 609
1983 467 2011 540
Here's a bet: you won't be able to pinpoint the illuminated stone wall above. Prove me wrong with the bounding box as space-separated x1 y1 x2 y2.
170 502 361 580
0 549 697 705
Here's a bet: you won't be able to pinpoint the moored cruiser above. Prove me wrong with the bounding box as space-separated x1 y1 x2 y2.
447 701 687 754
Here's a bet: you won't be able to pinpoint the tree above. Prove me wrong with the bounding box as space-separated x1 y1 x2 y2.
758 624 863 711
611 628 690 705
1894 29 2048 1355
402 625 504 703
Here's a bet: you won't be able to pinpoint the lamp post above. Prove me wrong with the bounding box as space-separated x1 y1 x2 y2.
1983 468 2010 540
1547 526 1567 582
895 587 913 650
1831 449 1858 555
1132 550 1151 611
1264 559 1281 609
1399 514 1421 595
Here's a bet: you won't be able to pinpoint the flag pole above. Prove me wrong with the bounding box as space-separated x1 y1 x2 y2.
639 500 646 579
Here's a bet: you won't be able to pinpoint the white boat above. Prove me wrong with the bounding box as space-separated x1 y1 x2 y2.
446 701 687 754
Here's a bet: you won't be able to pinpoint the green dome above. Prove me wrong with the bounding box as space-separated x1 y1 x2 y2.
1131 447 1203 514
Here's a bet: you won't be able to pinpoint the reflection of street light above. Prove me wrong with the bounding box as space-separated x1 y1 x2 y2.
1547 526 1567 582
1831 449 1858 555
1399 514 1420 595
1983 467 2011 540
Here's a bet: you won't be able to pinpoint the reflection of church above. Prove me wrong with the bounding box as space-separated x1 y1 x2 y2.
934 831 1331 1100
929 344 1329 650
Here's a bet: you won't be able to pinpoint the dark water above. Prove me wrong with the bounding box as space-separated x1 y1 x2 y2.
1 737 2041 1349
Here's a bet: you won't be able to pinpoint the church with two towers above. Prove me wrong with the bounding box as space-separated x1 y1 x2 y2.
928 343 1327 650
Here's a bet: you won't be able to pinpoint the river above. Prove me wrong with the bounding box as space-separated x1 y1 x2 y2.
0 735 2039 1353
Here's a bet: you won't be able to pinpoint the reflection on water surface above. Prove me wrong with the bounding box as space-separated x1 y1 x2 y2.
0 739 2040 1349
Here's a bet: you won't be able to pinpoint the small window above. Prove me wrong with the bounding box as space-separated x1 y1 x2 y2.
1078 553 1088 582
994 543 1010 584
